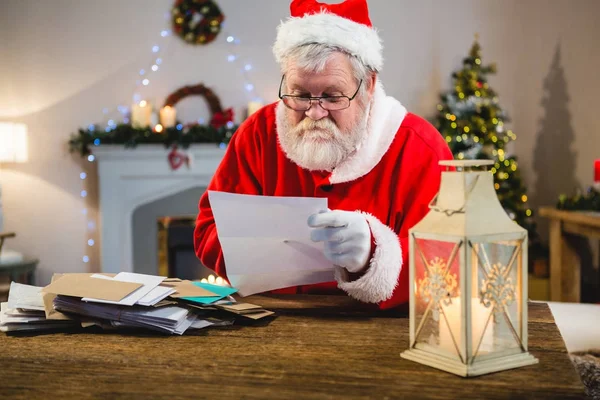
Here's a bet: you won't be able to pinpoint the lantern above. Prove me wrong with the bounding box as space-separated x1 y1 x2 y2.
400 160 538 377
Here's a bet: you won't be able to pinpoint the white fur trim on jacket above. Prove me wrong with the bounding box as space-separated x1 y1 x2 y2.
330 82 407 184
335 211 402 303
273 11 384 71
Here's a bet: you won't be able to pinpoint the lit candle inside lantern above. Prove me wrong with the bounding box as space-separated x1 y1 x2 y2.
439 297 494 355
160 105 177 128
131 100 152 128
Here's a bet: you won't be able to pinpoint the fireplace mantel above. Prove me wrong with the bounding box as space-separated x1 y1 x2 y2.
93 144 226 273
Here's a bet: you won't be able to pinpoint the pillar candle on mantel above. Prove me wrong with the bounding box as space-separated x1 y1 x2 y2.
131 100 152 128
247 101 263 118
160 106 176 128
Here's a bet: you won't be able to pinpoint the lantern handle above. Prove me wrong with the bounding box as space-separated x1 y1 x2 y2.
428 175 480 216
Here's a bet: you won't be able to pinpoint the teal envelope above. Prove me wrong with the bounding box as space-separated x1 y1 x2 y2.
181 282 238 304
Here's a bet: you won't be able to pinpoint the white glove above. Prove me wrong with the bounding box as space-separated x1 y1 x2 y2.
308 210 372 273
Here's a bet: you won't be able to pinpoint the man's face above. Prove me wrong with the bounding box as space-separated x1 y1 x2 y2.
276 53 371 172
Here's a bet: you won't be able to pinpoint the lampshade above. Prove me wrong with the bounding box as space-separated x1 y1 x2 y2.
0 122 28 163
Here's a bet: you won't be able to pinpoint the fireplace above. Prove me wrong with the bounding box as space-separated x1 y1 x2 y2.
157 215 214 280
93 144 226 274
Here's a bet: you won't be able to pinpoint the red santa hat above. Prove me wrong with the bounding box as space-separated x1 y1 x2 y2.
273 0 383 71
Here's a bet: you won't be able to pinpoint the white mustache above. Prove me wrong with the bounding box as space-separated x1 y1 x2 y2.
291 118 338 139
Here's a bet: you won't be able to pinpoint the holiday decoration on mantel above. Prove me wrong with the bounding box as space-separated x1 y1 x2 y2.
68 83 237 157
401 160 538 377
167 145 191 170
556 160 600 211
172 0 224 45
432 37 540 252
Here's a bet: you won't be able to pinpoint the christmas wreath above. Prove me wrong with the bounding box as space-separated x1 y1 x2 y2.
68 83 237 157
171 0 224 45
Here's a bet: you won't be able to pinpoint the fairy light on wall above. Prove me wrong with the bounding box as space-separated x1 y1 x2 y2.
79 13 173 266
79 11 261 272
222 24 264 109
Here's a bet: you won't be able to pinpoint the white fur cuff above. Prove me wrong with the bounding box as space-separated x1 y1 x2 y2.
335 211 402 303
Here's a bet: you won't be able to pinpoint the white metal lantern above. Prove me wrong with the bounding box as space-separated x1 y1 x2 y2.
401 160 538 377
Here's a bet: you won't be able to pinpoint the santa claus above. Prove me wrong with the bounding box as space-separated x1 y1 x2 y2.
194 0 453 309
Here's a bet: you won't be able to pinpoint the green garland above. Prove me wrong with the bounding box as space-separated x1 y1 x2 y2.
557 187 600 211
68 122 237 156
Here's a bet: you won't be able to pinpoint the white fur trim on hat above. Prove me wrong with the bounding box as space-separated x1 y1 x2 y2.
273 11 383 71
335 211 402 303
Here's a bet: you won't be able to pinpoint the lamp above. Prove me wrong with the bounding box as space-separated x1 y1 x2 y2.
0 122 28 264
401 160 538 377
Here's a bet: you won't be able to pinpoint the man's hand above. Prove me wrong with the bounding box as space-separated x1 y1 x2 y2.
308 210 371 273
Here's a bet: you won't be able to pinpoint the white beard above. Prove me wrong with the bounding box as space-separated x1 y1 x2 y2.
276 102 370 172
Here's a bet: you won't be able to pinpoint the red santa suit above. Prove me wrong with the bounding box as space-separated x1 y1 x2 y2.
194 81 453 309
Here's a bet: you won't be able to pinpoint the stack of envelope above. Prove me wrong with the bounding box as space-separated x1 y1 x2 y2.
0 272 274 335
0 282 80 332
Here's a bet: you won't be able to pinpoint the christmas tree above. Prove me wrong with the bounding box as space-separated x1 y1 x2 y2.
433 38 540 250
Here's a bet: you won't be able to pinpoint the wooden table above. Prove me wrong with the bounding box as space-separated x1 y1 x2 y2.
0 295 585 399
539 207 600 302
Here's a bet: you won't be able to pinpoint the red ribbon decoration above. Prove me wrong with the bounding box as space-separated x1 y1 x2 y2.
167 146 190 171
210 107 234 129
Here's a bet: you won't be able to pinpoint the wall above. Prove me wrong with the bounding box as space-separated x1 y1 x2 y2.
0 0 599 285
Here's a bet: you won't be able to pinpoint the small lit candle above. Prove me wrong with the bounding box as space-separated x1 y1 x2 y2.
131 100 152 128
439 297 494 355
595 160 600 183
160 105 177 128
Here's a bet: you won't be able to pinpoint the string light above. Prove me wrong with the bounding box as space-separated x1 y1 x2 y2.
78 14 261 272
80 16 173 267
222 24 261 103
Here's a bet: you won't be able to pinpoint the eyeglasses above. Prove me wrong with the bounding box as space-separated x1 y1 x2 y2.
278 75 362 111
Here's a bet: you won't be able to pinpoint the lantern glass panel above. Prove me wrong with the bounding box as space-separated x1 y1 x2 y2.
470 239 524 361
413 237 463 360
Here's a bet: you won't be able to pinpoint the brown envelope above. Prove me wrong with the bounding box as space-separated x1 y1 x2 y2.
217 303 263 312
44 273 73 320
42 274 142 301
164 281 219 298
43 292 72 321
238 310 275 320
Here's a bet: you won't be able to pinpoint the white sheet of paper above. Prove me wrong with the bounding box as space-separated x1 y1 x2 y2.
82 273 165 306
137 286 176 306
208 191 335 295
6 282 45 311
